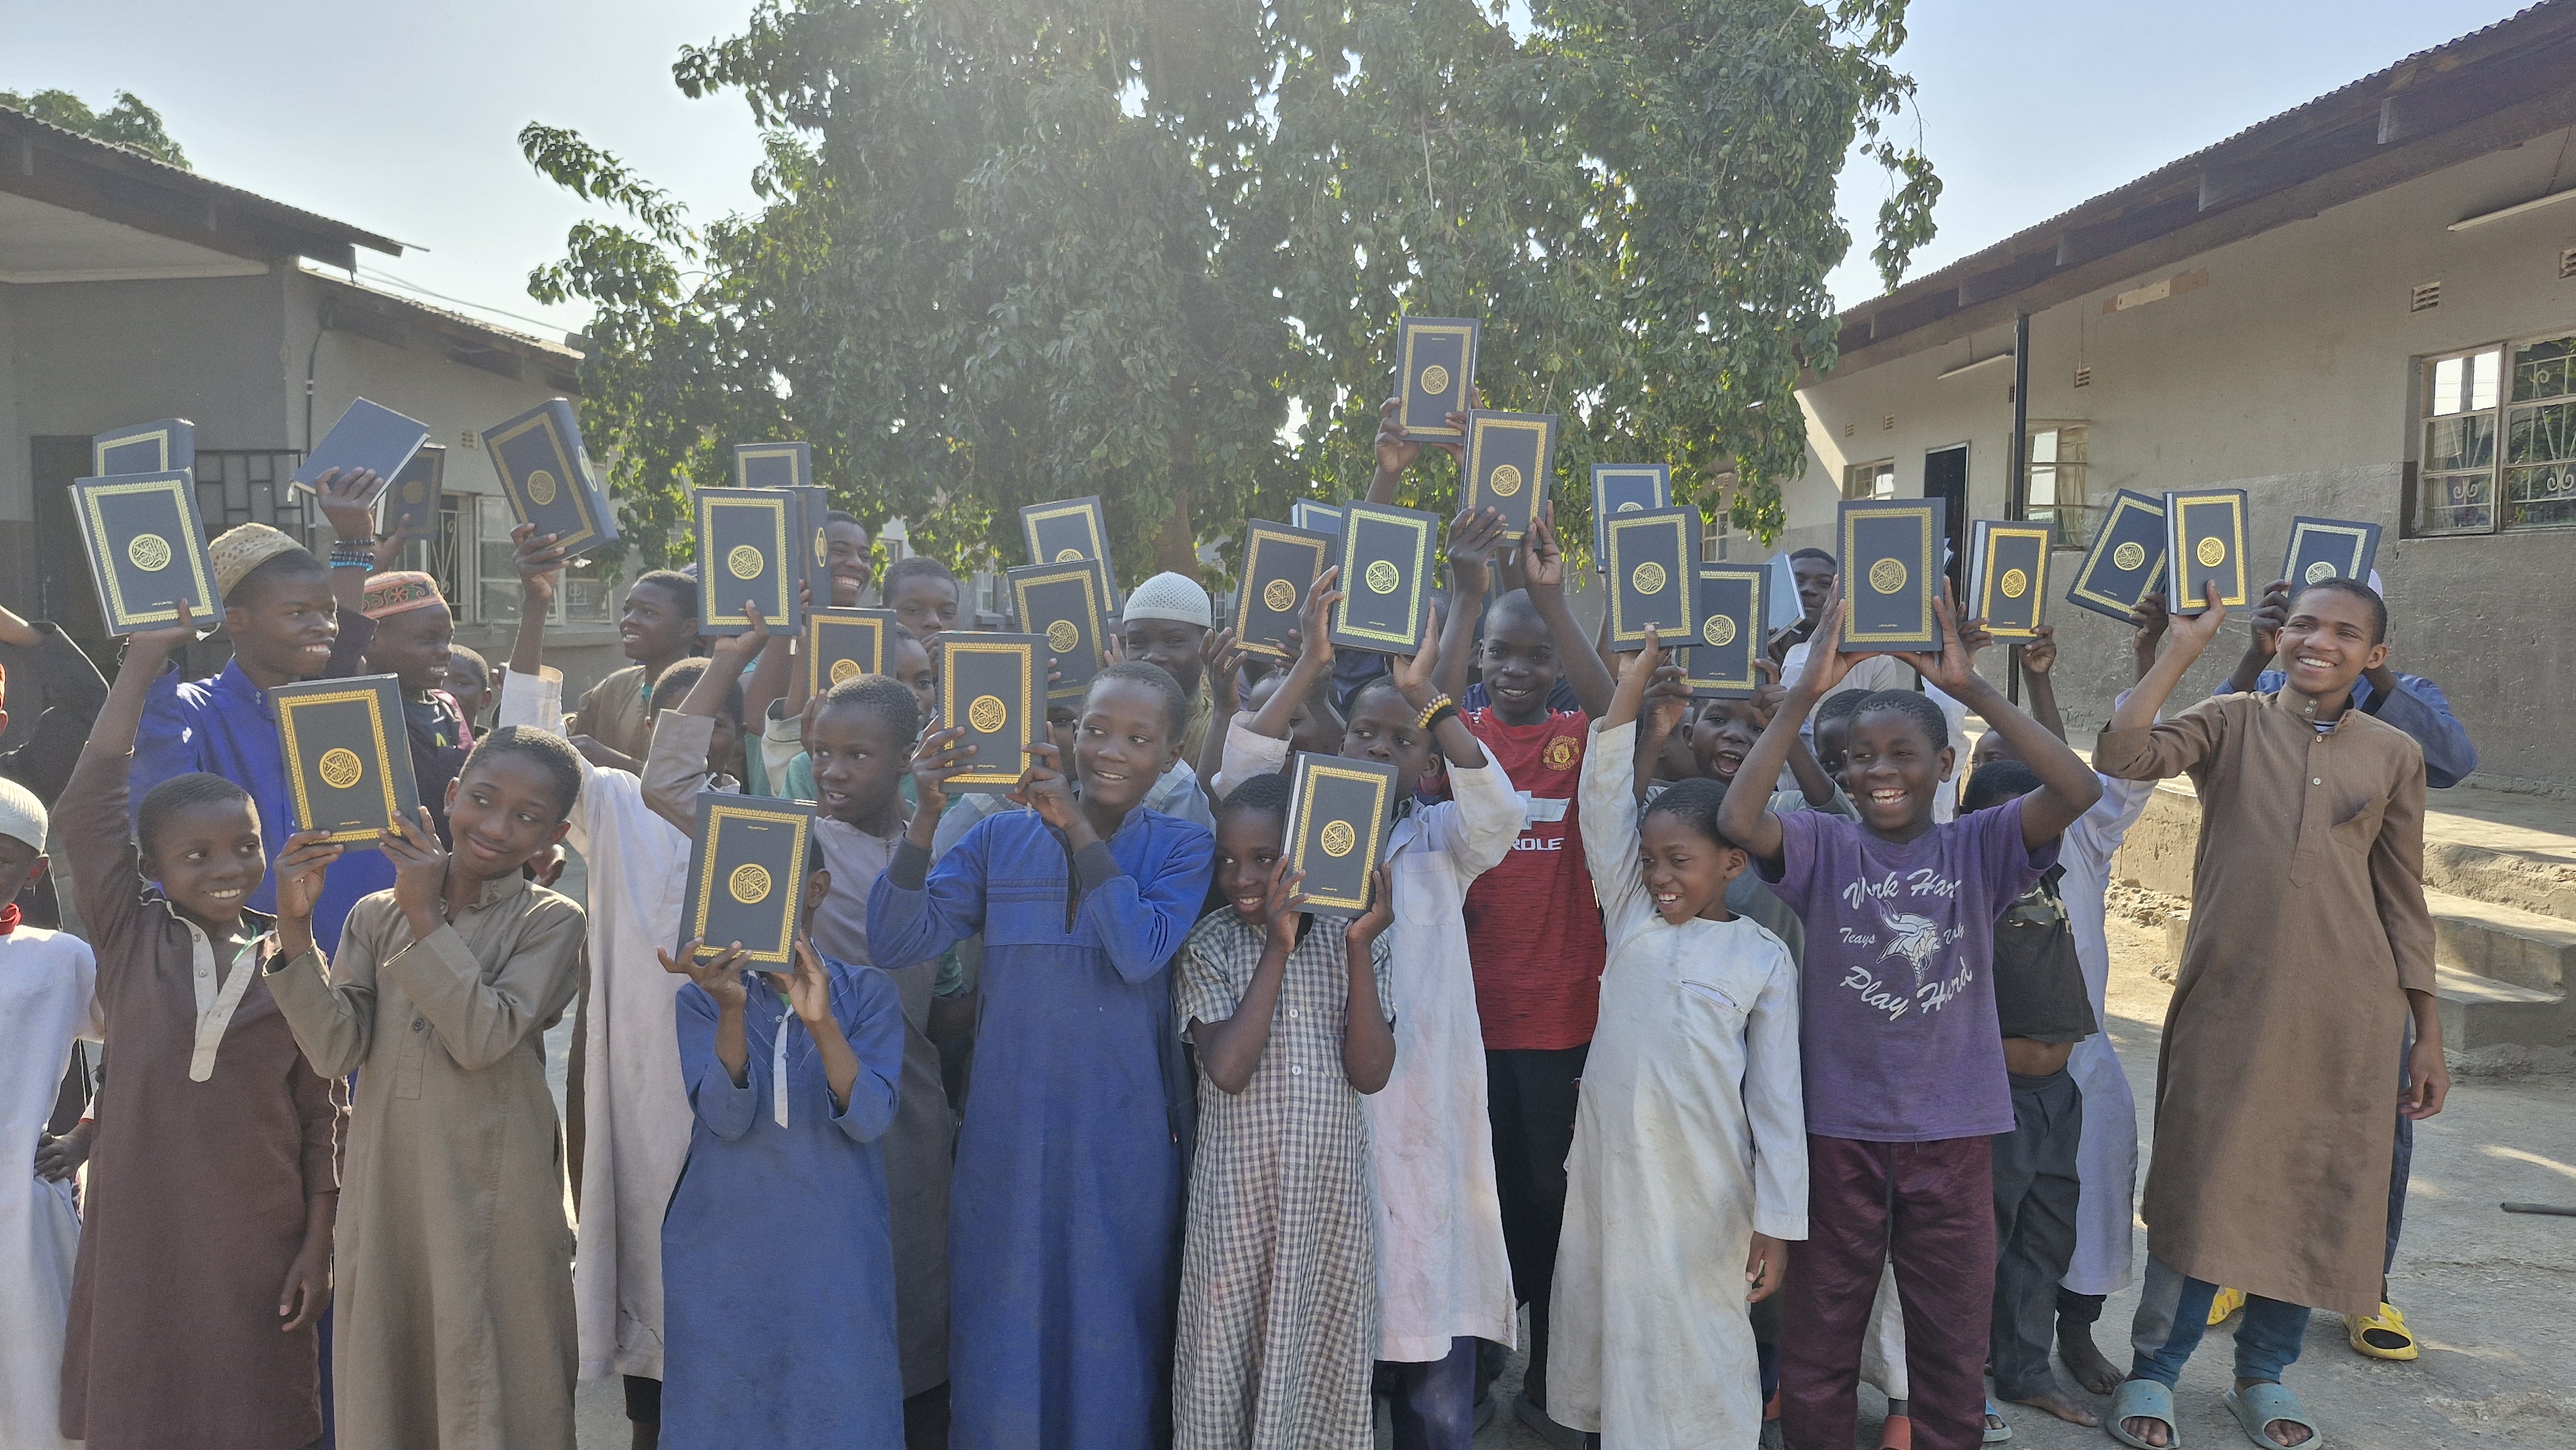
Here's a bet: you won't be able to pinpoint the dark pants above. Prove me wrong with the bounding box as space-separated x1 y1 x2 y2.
2058 1286 2105 1326
904 1382 951 1450
1989 1071 2083 1400
2387 1024 2414 1279
1486 1044 1587 1412
1377 1337 1479 1450
1782 1135 1996 1450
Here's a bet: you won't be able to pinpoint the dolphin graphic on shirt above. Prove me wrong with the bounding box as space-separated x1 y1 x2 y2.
1877 909 1944 988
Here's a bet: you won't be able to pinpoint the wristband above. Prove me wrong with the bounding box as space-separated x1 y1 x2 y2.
1420 699 1460 735
1412 693 1454 730
330 556 374 570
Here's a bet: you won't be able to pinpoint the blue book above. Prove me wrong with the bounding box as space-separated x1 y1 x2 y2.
1839 498 1943 650
2063 489 2168 623
484 399 620 559
2282 516 2380 591
292 398 431 496
92 418 194 477
1590 464 1672 569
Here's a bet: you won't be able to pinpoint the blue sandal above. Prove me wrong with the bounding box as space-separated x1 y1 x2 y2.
2108 1379 2179 1449
1983 1398 2014 1442
2224 1382 2322 1449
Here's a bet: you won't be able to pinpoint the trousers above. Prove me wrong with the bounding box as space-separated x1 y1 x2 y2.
2128 1256 2308 1386
1989 1071 2083 1400
1376 1337 1478 1450
1486 1045 1586 1412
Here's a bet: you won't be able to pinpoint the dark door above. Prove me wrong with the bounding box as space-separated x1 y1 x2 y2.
29 437 109 664
1924 444 1969 593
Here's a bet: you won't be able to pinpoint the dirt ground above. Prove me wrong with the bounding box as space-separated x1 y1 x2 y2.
567 909 2576 1449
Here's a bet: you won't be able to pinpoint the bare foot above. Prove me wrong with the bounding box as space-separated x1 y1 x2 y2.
2004 1388 2099 1427
2057 1320 2123 1395
2119 1413 2174 1448
2235 1379 2315 1447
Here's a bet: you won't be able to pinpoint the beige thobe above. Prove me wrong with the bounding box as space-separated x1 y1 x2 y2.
2094 691 2434 1315
268 880 587 1449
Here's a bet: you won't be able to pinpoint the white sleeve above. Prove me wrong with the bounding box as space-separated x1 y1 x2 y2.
1577 720 1655 950
1431 755 1527 885
1745 937 1808 1240
1215 714 1290 798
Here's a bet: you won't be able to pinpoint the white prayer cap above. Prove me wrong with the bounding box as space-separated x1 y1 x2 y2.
1121 571 1213 629
0 775 45 854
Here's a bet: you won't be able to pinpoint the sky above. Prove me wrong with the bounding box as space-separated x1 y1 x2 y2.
0 0 2537 338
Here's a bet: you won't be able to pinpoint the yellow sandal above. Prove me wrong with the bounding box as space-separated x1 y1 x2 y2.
2347 1299 2419 1361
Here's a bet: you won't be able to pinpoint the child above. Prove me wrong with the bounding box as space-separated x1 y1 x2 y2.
826 511 877 605
443 645 493 730
265 731 589 1449
880 556 963 646
1122 571 1218 762
1718 586 2101 1450
0 778 96 1450
869 661 1214 1450
1224 574 1521 1447
57 606 343 1450
1428 502 1618 1435
360 571 475 842
649 611 960 1432
568 569 702 772
655 883 909 1446
1171 773 1397 1447
2094 579 2441 1450
1549 632 1805 1449
761 626 936 806
131 521 392 952
1811 688 1868 784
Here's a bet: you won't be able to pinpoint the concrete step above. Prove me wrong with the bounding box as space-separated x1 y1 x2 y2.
2425 889 2576 992
2433 966 2571 1051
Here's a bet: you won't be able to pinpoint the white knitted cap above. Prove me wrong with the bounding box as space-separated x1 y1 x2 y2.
1121 571 1213 629
0 775 45 854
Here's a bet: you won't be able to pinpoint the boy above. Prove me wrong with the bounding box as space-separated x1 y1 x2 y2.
1121 570 1218 764
1225 578 1522 1449
359 571 475 842
444 646 493 730
1718 588 2101 1450
881 556 963 646
265 730 589 1450
827 511 876 605
567 569 701 773
2094 579 2443 1450
0 777 96 1450
131 516 391 954
649 612 958 1444
1428 502 1616 1438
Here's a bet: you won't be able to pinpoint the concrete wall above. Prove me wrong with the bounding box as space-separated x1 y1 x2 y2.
1790 128 2576 787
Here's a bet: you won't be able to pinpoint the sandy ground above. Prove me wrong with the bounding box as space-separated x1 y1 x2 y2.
562 905 2576 1450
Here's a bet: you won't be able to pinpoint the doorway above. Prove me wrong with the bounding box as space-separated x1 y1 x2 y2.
1924 444 1969 592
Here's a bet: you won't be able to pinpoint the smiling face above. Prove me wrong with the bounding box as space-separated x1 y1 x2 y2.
1341 681 1439 798
1691 701 1761 784
365 607 455 696
1843 709 1952 838
887 574 960 645
1638 812 1748 925
1792 556 1837 624
1213 806 1288 928
2276 586 2389 702
1076 677 1180 816
1120 618 1208 699
808 699 911 829
620 578 697 666
826 520 873 607
442 753 574 881
225 567 340 685
1477 593 1560 726
140 797 265 930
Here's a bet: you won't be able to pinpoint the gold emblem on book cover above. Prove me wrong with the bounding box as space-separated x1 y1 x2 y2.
1631 561 1667 596
1868 558 1907 594
728 545 764 579
2000 568 2029 599
1055 548 1083 563
1419 363 1450 397
2305 560 2336 585
1046 620 1080 655
526 469 558 507
1365 560 1400 594
2112 541 2146 572
830 657 863 686
967 694 1008 734
1262 578 1296 612
728 863 772 904
2196 536 2227 568
1488 464 1522 498
128 533 172 572
317 748 365 791
1320 819 1357 858
1703 614 1737 647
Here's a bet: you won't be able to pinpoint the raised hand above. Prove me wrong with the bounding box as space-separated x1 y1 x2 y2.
512 522 568 606
1348 864 1395 948
1294 565 1344 673
272 829 343 924
1891 583 1987 697
1260 859 1309 952
787 939 836 1027
1446 506 1510 591
2022 623 2059 676
714 603 772 664
2128 592 2172 659
309 467 385 551
383 806 451 936
1373 396 1422 478
1786 586 1864 699
909 725 976 816
1388 610 1443 708
2165 582 2232 658
1522 502 1567 594
1747 657 1788 728
128 599 199 656
1012 740 1081 833
1202 626 1247 708
2246 578 2291 662
659 937 751 1008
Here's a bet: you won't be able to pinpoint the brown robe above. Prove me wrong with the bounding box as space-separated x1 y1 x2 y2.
267 877 587 1450
54 744 343 1450
2095 690 2435 1315
567 662 657 766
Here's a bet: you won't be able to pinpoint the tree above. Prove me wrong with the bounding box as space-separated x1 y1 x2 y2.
0 88 189 169
525 0 1937 578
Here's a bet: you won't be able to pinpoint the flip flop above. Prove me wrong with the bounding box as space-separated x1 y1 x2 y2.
2223 1382 2323 1449
1878 1411 1912 1450
1984 1398 2015 1443
2108 1379 2179 1450
2344 1301 2418 1361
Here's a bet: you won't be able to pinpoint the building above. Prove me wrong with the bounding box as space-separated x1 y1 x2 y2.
0 104 631 711
1778 1 2576 790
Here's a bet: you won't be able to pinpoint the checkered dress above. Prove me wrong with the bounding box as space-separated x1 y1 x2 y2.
1171 909 1394 1450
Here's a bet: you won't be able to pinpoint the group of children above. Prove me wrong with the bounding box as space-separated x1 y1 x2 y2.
0 421 2450 1450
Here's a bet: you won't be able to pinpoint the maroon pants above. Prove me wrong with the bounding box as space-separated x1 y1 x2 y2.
1781 1135 1996 1450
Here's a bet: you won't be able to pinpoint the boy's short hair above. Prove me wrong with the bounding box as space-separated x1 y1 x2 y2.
633 569 699 617
882 556 958 596
2290 577 2387 645
1642 777 1740 849
649 658 742 722
1215 771 1293 821
1814 689 1871 727
1961 758 2044 813
446 644 490 682
461 725 583 820
1853 689 1949 752
138 773 253 857
1090 660 1190 740
818 673 922 746
827 510 863 529
1789 547 1836 567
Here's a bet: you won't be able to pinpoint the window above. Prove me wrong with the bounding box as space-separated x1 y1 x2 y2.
2418 333 2576 534
470 494 623 625
1842 459 1895 500
2023 424 2092 545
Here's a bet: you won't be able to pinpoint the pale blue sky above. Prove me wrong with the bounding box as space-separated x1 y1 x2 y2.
1 0 2532 337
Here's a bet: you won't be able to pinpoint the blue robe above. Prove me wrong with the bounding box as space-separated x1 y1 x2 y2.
868 807 1215 1450
661 956 907 1448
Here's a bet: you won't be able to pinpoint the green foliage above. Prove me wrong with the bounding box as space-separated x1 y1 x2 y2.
0 88 189 169
526 0 1936 574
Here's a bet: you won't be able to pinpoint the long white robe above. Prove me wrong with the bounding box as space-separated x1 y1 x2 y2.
0 925 95 1450
1548 720 1806 1446
498 667 696 1382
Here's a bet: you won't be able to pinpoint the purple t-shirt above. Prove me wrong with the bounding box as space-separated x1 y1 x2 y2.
1765 799 2056 1141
